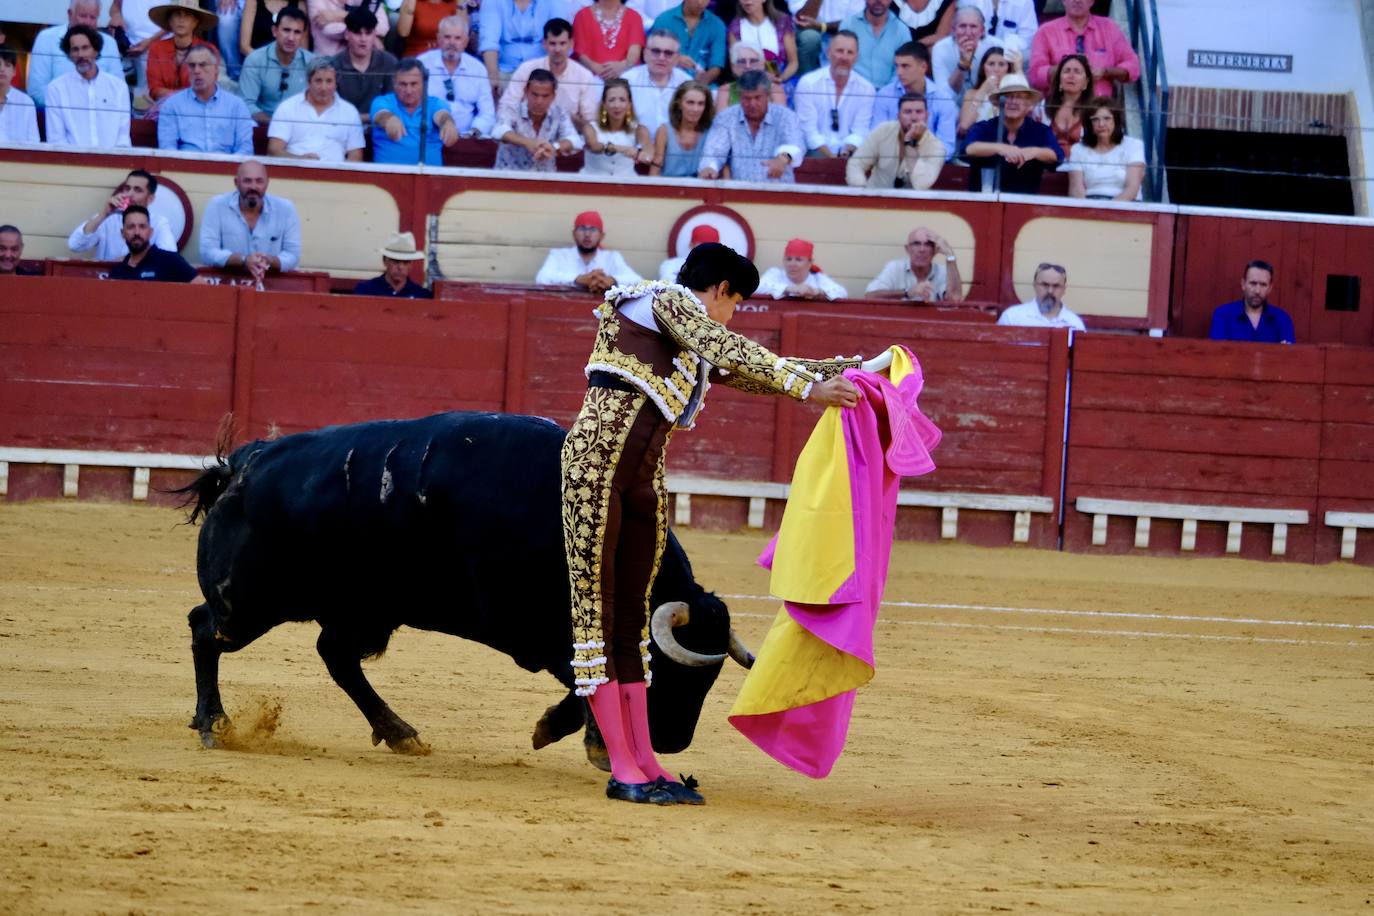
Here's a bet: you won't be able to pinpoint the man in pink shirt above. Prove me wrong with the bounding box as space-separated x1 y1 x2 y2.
1028 0 1138 97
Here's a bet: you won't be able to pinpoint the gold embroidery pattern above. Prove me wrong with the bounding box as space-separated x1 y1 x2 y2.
561 386 644 696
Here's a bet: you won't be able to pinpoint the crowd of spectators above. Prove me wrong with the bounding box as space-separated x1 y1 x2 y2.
0 0 1149 197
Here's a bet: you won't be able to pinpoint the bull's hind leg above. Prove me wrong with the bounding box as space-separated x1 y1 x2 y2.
316 627 431 756
189 603 231 747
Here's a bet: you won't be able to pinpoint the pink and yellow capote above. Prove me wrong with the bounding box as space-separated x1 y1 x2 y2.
728 346 942 778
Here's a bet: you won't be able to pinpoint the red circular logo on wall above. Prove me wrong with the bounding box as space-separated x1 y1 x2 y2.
666 205 755 260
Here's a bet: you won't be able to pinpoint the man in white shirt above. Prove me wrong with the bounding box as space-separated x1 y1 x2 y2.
965 0 1036 51
267 57 366 161
535 210 643 293
44 26 132 149
756 238 848 300
68 169 177 261
931 5 1001 106
417 13 494 137
865 225 964 302
26 0 126 106
498 18 601 132
997 263 1086 330
621 29 689 136
794 29 873 157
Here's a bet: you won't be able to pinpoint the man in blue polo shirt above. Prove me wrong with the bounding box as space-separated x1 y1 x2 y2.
372 59 461 166
353 231 433 298
1208 260 1296 344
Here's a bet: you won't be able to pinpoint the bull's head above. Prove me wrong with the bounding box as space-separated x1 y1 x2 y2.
644 535 754 754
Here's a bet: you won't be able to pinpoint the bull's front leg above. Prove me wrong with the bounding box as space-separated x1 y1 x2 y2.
531 689 587 750
189 603 231 747
316 627 431 756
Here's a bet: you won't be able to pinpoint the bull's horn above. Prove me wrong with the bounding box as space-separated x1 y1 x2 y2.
650 601 725 667
726 629 755 669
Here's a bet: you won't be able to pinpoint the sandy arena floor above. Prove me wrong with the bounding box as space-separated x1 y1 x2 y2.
1 500 1371 914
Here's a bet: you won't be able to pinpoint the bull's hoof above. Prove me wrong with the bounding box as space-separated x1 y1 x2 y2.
584 740 611 772
531 718 554 750
197 714 232 749
385 735 432 756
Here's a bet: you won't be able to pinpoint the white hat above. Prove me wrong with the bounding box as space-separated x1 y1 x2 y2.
380 231 425 261
986 72 1043 105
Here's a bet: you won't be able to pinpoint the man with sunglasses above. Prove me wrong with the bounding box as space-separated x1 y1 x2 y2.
417 13 494 137
794 29 872 158
68 169 177 262
239 6 314 125
864 226 964 302
997 262 1085 330
622 29 689 136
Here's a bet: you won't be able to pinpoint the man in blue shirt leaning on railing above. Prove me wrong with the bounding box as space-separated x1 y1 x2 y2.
1208 260 1296 344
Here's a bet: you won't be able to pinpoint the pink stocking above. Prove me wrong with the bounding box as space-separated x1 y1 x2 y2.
619 680 674 783
586 681 650 785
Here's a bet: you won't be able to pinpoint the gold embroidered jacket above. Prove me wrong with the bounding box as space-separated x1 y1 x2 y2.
585 280 860 428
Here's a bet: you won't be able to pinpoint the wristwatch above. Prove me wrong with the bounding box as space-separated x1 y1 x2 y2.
945 255 957 262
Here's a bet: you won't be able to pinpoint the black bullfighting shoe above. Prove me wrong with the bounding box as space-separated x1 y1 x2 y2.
654 774 705 805
606 778 676 805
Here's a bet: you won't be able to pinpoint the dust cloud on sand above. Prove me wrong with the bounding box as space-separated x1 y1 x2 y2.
1 501 1372 914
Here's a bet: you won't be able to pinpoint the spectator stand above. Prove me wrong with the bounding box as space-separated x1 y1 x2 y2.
46 258 333 291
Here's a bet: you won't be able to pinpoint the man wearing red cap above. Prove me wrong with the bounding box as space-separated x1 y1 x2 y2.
535 210 643 293
756 238 849 300
656 223 719 283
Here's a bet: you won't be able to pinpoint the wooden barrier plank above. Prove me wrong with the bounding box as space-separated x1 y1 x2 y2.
1318 421 1374 462
1324 348 1374 386
1072 373 1322 422
1070 409 1321 459
1317 459 1374 500
0 277 239 322
0 379 231 420
1321 384 1374 425
253 326 507 369
0 345 231 388
1073 337 1326 383
1068 445 1319 496
0 314 235 355
0 412 227 452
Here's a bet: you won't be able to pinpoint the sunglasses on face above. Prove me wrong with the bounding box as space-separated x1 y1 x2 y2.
443 77 455 101
647 47 676 56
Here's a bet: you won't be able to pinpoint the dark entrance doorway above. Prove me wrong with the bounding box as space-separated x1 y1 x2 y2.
1165 128 1355 215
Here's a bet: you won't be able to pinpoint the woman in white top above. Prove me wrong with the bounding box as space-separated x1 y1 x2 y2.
581 78 652 176
1065 98 1145 201
727 0 797 88
0 48 40 144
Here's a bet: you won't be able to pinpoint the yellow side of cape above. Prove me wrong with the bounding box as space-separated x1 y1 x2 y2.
767 407 855 604
728 607 874 717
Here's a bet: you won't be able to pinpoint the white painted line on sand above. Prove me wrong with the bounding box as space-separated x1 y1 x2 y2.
720 594 1374 632
731 611 1369 648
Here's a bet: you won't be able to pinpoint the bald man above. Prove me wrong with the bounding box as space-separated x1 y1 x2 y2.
199 160 303 282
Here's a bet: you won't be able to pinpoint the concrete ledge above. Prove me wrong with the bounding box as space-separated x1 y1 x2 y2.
667 474 1054 542
1077 497 1309 556
1324 511 1374 560
0 447 214 500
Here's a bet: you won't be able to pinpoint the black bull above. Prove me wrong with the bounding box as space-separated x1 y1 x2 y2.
181 411 754 764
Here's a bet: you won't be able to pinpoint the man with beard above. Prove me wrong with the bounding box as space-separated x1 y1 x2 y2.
1208 260 1294 344
997 262 1086 330
109 207 199 283
27 0 126 107
0 226 42 276
44 25 132 148
199 160 303 283
534 210 642 293
68 169 177 262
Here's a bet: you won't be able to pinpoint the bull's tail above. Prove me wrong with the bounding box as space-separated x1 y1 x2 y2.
172 415 238 525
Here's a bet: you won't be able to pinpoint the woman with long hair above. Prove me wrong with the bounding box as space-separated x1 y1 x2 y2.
714 40 786 109
1044 52 1091 150
726 0 796 88
397 0 458 57
652 80 714 177
1065 97 1144 200
582 77 653 176
957 45 1010 135
572 0 644 79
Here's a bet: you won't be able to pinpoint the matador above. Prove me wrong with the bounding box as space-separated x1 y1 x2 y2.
560 242 860 805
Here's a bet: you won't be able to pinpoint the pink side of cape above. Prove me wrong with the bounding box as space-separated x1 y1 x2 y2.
735 354 941 777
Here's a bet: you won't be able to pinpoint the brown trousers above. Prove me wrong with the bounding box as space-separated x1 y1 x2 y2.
563 384 673 693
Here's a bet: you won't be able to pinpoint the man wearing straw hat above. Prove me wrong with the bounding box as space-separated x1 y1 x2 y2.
144 0 221 104
353 232 434 298
959 71 1062 195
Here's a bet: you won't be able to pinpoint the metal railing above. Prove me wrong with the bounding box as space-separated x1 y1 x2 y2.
1126 0 1171 202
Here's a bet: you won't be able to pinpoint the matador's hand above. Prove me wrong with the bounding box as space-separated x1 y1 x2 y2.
810 375 859 408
